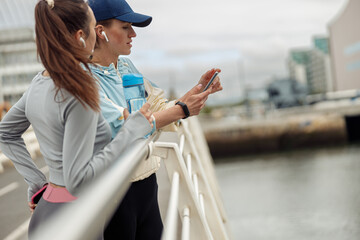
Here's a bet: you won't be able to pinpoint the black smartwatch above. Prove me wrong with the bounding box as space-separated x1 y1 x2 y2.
175 101 190 119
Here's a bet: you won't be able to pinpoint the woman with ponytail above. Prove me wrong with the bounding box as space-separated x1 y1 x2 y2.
0 0 154 239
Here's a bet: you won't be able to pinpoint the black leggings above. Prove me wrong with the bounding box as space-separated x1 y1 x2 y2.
104 173 163 240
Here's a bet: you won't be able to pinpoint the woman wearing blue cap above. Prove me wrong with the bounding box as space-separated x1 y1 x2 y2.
87 0 223 239
0 0 155 239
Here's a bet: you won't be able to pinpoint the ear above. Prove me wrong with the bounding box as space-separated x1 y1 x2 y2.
95 25 107 41
74 29 85 41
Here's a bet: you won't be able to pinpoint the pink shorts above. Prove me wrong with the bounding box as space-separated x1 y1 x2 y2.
43 184 77 203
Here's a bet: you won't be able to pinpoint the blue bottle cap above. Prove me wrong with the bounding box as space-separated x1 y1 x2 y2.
122 73 144 87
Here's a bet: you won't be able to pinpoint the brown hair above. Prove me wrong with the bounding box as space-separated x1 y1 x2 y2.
35 0 99 111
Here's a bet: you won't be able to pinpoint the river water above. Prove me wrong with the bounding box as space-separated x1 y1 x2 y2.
214 143 360 240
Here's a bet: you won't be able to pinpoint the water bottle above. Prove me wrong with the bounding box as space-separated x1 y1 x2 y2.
122 73 146 113
122 73 156 137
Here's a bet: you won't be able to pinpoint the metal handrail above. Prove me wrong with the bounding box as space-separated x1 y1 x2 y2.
31 133 158 240
27 116 231 240
156 118 231 240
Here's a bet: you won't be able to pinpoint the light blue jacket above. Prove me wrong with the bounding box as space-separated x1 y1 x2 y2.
89 57 137 138
90 57 176 181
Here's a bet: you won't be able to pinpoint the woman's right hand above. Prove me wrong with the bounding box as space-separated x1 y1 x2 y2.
139 103 154 129
198 68 223 94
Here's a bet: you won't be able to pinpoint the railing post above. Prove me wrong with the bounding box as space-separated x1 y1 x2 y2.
199 194 205 217
179 134 185 154
181 207 190 240
186 154 192 178
192 173 199 200
179 118 231 240
161 172 180 240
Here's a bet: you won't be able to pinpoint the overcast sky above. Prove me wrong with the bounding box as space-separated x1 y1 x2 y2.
0 0 349 104
127 0 348 103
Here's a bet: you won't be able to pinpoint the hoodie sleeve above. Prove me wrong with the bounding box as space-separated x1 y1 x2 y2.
0 92 47 201
62 97 152 195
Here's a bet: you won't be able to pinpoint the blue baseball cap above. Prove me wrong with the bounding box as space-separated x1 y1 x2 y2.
88 0 152 27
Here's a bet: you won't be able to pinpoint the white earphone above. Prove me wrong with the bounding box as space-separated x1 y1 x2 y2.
101 31 109 42
79 37 86 48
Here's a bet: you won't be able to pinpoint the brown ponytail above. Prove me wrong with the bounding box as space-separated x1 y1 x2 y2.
35 0 99 112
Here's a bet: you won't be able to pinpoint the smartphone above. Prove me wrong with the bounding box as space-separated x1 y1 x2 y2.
203 71 219 92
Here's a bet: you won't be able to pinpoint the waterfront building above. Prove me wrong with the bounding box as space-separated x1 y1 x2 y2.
288 49 310 86
308 36 333 93
287 37 333 94
328 0 360 91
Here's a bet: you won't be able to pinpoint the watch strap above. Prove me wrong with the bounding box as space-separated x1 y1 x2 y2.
175 101 190 119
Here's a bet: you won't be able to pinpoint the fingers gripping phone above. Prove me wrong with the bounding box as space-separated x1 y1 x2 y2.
203 71 219 92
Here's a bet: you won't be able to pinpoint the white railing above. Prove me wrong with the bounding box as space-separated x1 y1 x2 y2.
31 132 159 240
1 117 231 239
156 117 231 240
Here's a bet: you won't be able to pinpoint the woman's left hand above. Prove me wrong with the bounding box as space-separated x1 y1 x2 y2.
198 68 223 94
28 201 36 213
123 108 130 120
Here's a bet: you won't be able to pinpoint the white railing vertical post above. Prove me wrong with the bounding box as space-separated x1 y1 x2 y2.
154 138 215 240
179 118 231 240
181 207 190 240
192 173 199 200
179 134 185 154
199 194 205 217
186 154 192 178
162 172 180 240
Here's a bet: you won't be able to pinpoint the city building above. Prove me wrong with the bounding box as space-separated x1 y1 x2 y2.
288 49 310 86
308 36 333 93
0 0 41 105
328 0 360 91
0 28 43 105
287 37 333 94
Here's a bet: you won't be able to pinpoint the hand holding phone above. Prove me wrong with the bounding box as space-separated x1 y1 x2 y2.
203 71 219 92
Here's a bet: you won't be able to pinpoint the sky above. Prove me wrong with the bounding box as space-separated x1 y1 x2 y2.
126 0 348 104
0 0 349 104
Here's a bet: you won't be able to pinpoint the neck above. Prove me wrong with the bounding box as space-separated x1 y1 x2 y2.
91 47 118 68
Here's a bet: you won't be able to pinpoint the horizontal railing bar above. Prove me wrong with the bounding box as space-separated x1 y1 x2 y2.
32 133 158 240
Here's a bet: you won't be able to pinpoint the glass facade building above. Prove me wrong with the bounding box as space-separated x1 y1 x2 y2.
287 37 332 94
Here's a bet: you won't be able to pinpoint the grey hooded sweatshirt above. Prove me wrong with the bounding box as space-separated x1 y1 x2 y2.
0 72 152 201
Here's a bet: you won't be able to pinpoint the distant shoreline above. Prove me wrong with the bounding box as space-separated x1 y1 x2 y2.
200 113 349 158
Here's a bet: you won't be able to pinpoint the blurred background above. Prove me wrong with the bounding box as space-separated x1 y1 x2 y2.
1 0 360 239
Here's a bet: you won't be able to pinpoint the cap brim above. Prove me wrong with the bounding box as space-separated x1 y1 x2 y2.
115 12 152 27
